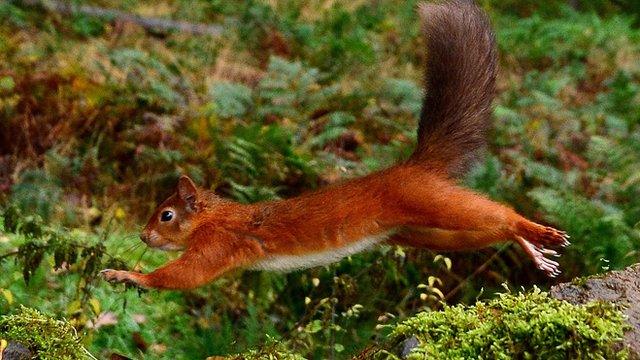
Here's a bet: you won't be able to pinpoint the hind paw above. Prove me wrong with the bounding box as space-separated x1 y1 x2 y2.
538 226 570 247
515 236 562 277
514 221 569 277
519 222 570 249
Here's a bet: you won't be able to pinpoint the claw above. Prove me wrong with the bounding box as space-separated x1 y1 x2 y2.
538 247 559 256
99 269 114 277
515 236 562 278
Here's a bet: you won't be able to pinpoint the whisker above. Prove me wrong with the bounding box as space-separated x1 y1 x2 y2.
121 241 143 253
121 234 140 240
115 242 144 258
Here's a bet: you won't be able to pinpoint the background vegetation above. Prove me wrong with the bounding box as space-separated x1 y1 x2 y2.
0 0 639 358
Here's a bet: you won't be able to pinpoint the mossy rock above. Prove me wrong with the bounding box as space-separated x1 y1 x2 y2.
0 306 86 360
551 264 640 359
219 340 306 360
366 288 629 360
233 288 629 360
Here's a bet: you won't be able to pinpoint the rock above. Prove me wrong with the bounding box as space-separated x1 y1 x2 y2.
551 264 640 359
399 336 419 359
2 341 32 360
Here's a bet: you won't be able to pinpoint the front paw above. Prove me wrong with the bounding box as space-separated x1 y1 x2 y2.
100 269 137 285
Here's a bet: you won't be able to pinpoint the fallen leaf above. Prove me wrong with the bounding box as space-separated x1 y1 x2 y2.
87 312 118 329
132 314 146 324
150 343 167 354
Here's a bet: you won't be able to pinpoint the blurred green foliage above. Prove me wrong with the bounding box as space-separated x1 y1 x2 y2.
0 0 639 358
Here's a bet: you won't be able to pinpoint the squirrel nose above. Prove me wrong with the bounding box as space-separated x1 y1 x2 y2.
140 232 149 244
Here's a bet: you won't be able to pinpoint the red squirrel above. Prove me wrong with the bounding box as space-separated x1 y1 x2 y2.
101 0 569 290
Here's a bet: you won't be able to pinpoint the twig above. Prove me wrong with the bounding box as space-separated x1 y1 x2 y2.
442 244 510 304
0 250 19 261
16 0 224 37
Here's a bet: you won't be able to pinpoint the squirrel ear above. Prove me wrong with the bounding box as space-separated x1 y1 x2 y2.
177 175 198 211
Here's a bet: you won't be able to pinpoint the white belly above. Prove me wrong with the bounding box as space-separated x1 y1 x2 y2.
248 232 390 272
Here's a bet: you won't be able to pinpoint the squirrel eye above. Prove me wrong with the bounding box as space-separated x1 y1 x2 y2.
160 210 174 222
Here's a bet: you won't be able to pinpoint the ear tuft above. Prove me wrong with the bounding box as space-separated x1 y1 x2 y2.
177 175 198 211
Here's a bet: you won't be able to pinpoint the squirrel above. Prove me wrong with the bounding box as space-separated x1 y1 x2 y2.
101 0 569 290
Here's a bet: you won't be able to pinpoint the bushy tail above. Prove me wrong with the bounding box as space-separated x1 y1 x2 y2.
409 0 497 177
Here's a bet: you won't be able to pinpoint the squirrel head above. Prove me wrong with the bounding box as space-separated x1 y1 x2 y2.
140 175 204 251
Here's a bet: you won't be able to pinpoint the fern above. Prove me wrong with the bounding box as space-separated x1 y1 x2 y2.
528 187 638 273
10 169 62 222
306 112 355 149
210 82 254 119
257 56 340 121
108 48 186 110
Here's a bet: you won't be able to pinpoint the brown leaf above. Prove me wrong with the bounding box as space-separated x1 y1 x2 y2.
109 353 132 360
132 314 146 324
132 332 148 352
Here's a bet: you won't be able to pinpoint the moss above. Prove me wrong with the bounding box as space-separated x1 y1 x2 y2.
232 350 306 360
570 273 602 287
230 341 306 360
0 306 86 360
372 288 629 360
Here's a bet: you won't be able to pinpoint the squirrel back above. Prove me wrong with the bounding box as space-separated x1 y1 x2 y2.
410 0 497 177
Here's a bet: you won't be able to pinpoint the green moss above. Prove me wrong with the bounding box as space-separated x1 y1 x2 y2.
231 340 306 360
570 273 602 287
374 288 628 360
0 306 87 360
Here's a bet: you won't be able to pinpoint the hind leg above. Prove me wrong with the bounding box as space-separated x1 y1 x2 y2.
388 226 566 277
391 178 569 276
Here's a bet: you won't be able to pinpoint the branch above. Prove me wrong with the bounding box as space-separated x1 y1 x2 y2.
442 244 510 304
0 250 19 261
17 0 224 37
